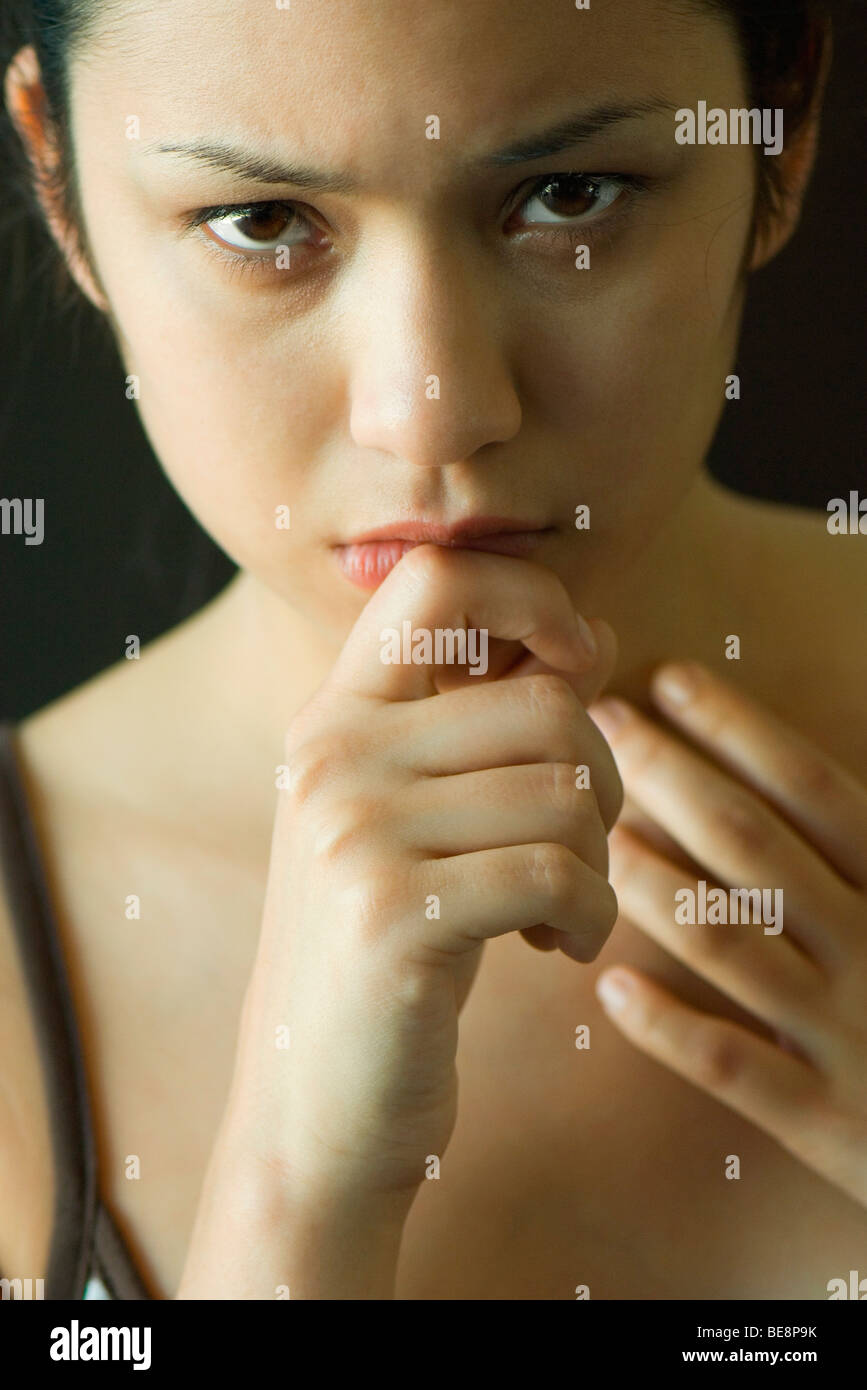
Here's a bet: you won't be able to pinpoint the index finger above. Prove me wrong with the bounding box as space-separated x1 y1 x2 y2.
650 661 867 888
328 544 597 701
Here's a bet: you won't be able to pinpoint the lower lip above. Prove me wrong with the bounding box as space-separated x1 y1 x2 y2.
333 531 552 589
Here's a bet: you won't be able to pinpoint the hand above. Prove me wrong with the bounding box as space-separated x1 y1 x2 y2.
589 662 867 1207
225 545 622 1204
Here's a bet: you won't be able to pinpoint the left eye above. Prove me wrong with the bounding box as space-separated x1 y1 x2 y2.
199 202 316 252
513 173 626 227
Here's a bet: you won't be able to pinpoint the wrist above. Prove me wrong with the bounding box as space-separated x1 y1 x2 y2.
177 1126 419 1299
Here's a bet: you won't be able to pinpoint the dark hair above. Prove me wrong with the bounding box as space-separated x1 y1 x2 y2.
0 0 833 342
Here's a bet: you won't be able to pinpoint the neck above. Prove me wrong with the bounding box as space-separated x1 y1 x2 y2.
599 469 747 706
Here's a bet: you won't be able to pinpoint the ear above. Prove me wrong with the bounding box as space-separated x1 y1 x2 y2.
749 22 833 271
4 44 108 312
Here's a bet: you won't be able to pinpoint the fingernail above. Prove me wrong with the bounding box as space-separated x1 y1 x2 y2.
652 662 704 706
589 697 631 736
575 613 598 660
596 970 633 1012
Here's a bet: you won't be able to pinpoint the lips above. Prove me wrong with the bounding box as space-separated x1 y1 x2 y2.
333 517 553 590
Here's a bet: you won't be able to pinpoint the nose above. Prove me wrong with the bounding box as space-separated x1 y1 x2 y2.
346 229 522 468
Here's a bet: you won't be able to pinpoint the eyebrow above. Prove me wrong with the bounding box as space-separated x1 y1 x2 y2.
144 97 675 193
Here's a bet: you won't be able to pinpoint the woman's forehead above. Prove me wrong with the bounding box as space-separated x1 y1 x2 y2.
70 0 738 173
73 0 731 93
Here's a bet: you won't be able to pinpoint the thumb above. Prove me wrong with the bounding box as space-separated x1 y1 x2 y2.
499 617 618 707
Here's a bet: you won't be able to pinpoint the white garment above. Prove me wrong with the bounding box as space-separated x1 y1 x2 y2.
83 1274 112 1300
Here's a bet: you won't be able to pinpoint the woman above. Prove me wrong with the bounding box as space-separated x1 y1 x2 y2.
0 0 865 1300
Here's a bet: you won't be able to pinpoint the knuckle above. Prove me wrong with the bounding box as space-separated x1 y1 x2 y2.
786 753 837 806
280 733 334 804
545 761 586 815
715 793 773 858
310 796 381 864
534 686 623 833
338 872 408 948
524 673 579 725
530 842 577 903
541 765 609 876
281 729 356 805
692 1025 743 1091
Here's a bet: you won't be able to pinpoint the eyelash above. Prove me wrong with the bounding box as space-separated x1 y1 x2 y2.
183 172 651 280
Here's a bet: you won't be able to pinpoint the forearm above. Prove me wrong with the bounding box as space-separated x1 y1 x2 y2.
176 1131 417 1300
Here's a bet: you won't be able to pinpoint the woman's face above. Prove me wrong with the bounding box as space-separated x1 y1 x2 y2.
64 0 758 634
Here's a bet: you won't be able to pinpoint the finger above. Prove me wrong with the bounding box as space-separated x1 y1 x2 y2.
617 793 706 876
590 698 856 966
594 967 825 1154
402 763 609 875
607 825 824 1042
520 925 561 951
500 616 619 710
390 661 622 829
650 662 867 888
420 843 619 962
328 545 599 701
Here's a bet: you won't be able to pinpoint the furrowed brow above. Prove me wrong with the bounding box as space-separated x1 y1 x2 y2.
143 98 675 192
143 140 359 192
475 97 677 166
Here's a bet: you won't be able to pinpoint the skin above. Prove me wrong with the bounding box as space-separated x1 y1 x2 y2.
1 0 866 1298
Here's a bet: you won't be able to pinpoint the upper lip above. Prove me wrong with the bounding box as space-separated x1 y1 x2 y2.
337 516 550 546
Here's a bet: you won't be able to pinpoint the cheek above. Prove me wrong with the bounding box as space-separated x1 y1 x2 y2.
76 156 338 577
525 191 750 513
109 284 340 571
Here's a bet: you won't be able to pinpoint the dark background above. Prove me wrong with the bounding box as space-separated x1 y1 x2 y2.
1 2 864 722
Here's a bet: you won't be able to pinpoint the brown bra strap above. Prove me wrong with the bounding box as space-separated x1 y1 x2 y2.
0 722 144 1296
93 1203 151 1300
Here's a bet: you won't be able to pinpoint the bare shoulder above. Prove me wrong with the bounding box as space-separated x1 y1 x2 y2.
732 492 867 779
15 649 154 808
12 593 227 834
0 652 167 1285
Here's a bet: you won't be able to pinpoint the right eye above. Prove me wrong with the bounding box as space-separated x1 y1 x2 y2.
190 200 326 256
